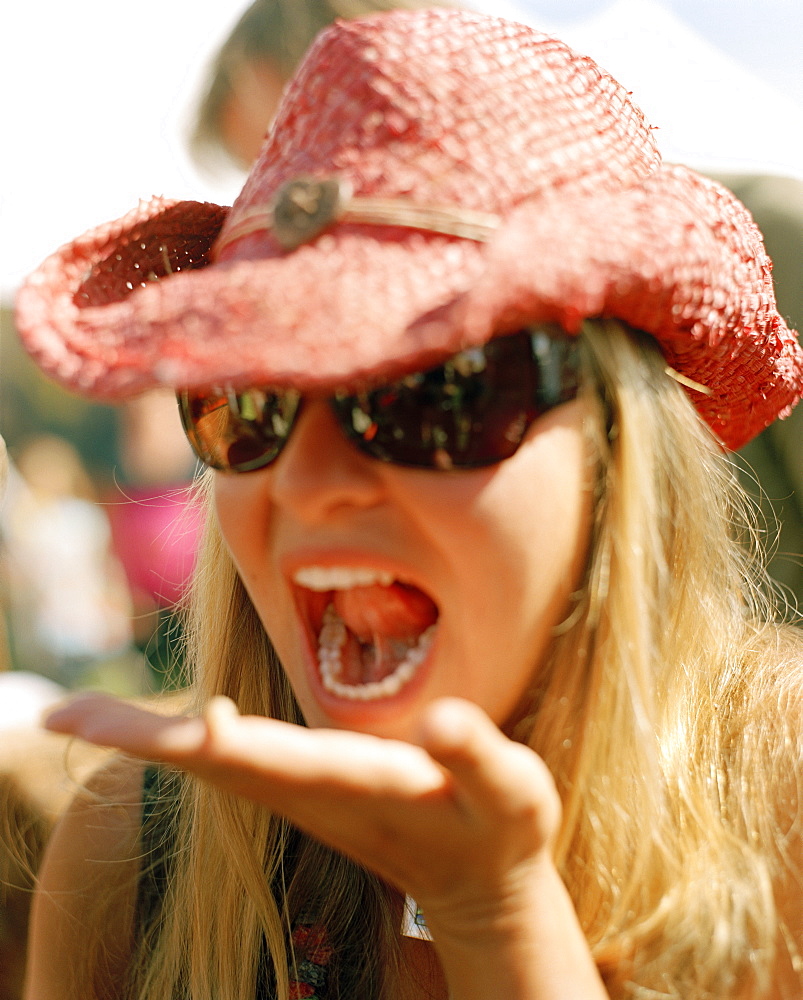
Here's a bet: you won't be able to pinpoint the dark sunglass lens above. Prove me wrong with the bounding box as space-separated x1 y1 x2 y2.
178 388 300 472
334 329 579 470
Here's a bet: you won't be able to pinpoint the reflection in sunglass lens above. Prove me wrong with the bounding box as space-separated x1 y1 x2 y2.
333 331 576 469
179 387 301 472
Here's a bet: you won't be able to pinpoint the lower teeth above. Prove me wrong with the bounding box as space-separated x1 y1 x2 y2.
317 604 436 700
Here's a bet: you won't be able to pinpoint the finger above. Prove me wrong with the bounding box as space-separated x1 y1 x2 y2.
42 693 327 781
419 698 558 823
203 694 241 735
202 715 447 799
45 692 446 800
44 692 209 758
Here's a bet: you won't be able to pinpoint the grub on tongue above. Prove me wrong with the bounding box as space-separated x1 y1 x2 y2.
333 583 437 684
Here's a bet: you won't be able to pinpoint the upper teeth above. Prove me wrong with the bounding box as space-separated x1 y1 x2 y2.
293 566 395 591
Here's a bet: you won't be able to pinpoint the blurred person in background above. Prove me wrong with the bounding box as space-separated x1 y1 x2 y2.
107 391 201 690
0 434 134 689
0 433 111 1000
191 0 461 171
1 292 201 697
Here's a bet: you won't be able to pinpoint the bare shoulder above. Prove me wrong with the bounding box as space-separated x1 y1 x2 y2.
24 752 147 1000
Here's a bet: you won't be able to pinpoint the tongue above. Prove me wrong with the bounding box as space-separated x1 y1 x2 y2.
333 583 437 644
331 583 437 685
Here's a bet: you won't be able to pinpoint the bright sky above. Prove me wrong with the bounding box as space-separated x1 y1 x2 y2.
2 0 801 300
2 1 244 299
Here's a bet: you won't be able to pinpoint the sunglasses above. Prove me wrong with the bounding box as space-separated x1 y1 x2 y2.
177 327 580 473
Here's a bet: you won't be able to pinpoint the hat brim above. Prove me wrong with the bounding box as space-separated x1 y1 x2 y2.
436 164 803 451
15 167 803 451
17 196 491 399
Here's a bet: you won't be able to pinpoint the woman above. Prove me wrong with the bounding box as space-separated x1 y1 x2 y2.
16 9 803 999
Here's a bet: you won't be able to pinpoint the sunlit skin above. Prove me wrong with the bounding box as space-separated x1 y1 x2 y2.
213 394 595 742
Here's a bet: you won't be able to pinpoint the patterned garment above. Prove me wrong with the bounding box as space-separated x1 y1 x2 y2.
288 923 332 999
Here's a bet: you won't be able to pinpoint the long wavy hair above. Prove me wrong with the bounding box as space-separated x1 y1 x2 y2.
118 319 802 999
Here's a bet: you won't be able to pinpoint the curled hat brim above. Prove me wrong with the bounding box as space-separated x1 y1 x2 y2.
16 194 491 400
15 164 802 451
443 164 803 452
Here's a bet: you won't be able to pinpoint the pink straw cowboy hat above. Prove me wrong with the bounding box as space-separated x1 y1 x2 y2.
16 8 803 451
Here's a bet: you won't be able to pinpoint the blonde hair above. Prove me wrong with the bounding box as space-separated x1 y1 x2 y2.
525 321 803 997
120 319 802 999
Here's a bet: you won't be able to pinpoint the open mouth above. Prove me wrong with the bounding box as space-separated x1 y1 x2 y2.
292 566 439 701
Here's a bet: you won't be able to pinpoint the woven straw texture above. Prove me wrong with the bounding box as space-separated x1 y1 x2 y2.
15 8 802 449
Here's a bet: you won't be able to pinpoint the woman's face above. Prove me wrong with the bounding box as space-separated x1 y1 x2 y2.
220 59 287 168
214 395 595 741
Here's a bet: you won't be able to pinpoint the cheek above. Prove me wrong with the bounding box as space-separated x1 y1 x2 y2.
477 417 594 721
430 401 594 596
213 473 272 591
505 429 594 583
213 473 298 655
506 410 595 610
440 402 594 669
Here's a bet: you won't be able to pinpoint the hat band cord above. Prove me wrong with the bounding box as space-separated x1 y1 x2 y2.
664 366 712 396
213 176 501 257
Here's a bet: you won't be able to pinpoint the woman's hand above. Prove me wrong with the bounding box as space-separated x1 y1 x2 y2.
44 694 557 921
45 693 608 999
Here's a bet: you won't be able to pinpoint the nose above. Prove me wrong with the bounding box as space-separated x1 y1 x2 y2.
268 399 387 523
